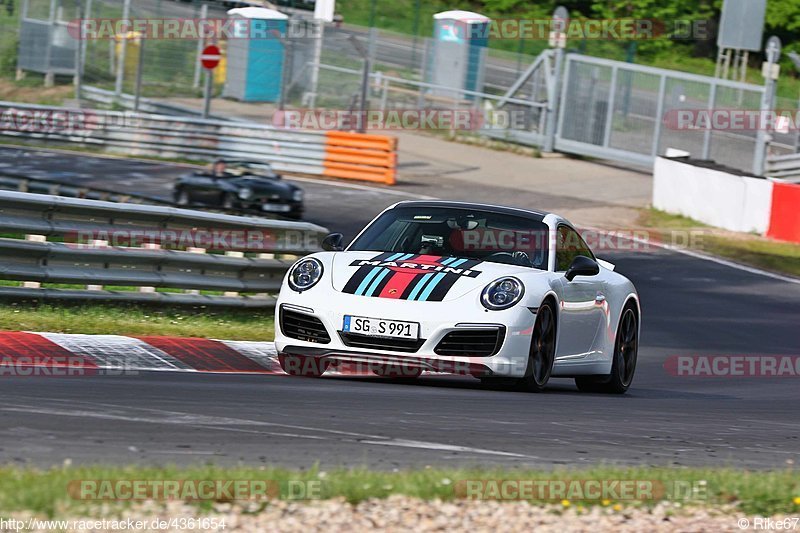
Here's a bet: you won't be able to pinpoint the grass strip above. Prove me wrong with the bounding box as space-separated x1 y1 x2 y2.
0 301 274 340
0 466 796 517
638 208 800 278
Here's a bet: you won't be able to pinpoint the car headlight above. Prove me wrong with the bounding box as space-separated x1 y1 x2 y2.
481 277 524 310
292 189 304 202
238 187 254 200
288 258 324 292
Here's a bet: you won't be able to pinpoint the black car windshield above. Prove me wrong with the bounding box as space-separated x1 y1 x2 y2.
349 206 549 269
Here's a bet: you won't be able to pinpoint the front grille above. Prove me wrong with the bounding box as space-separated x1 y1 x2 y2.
280 308 331 344
339 332 425 353
434 327 506 357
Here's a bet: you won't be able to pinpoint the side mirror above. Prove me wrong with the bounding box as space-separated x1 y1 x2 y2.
322 233 344 252
565 255 600 281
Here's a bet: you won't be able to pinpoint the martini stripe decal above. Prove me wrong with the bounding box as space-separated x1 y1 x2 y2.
343 254 483 301
353 252 408 295
416 258 468 301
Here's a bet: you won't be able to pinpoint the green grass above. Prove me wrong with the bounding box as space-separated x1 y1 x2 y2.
0 465 796 517
639 208 800 277
0 301 274 340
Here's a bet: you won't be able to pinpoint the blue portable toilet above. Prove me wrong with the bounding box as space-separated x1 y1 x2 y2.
223 7 288 103
429 10 490 99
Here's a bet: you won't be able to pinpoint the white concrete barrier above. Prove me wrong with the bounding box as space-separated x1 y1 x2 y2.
653 157 773 234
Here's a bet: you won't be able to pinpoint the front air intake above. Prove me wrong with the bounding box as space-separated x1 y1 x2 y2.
280 307 331 344
434 327 506 357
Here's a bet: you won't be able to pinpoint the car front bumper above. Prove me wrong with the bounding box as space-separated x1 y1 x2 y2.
274 292 538 378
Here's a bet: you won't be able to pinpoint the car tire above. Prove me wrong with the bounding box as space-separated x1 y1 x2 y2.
221 193 237 210
518 301 556 393
278 354 329 378
175 189 190 206
575 303 639 394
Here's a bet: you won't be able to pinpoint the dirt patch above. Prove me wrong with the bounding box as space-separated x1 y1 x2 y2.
0 77 73 105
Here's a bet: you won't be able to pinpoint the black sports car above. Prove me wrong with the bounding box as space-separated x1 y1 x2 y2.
173 160 304 219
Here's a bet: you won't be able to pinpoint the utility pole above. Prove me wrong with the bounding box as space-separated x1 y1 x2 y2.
74 0 83 102
114 0 131 97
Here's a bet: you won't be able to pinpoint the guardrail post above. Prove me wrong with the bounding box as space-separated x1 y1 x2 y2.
254 253 274 299
86 239 107 291
182 247 207 295
22 234 46 289
139 242 161 293
224 250 244 297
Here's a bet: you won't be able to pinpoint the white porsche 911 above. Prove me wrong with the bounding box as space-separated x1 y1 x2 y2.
274 201 640 393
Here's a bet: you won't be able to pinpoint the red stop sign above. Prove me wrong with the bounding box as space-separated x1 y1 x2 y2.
201 45 221 70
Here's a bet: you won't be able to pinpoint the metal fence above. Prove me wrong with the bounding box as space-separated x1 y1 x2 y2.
0 189 328 307
553 54 790 173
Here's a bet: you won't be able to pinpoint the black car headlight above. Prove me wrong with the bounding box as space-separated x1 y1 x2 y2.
292 189 304 202
238 187 254 200
288 258 324 292
481 277 524 310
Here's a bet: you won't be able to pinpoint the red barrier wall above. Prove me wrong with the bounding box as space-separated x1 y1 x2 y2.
766 182 800 243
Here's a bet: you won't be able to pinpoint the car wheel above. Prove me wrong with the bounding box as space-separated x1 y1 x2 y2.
518 302 556 393
575 304 638 394
278 354 329 377
221 192 236 210
371 363 422 379
175 189 190 206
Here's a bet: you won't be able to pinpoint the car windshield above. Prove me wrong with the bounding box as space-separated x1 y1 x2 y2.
211 162 277 178
349 206 549 269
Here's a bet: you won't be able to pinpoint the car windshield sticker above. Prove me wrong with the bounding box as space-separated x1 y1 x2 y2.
343 253 483 301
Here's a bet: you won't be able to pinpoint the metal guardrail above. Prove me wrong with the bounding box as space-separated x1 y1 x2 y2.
0 169 171 205
766 153 800 182
0 190 328 307
0 101 398 184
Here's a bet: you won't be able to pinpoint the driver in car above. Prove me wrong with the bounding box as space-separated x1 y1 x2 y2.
211 160 227 178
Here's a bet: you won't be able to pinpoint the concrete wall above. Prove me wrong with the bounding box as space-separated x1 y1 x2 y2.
653 157 773 234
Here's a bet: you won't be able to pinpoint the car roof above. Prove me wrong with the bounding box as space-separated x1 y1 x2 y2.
390 200 550 222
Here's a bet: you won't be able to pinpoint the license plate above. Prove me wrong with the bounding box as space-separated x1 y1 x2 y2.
262 203 291 212
342 315 419 339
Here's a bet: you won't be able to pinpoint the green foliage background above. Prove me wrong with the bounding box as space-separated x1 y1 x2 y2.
339 0 800 79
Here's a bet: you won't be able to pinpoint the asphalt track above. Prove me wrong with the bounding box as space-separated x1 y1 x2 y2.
0 146 798 469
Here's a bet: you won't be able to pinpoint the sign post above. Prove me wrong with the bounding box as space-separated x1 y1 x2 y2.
543 6 569 153
754 36 780 176
308 0 335 109
200 44 221 119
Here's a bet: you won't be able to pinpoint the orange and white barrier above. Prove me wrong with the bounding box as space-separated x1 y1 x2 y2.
323 131 397 185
